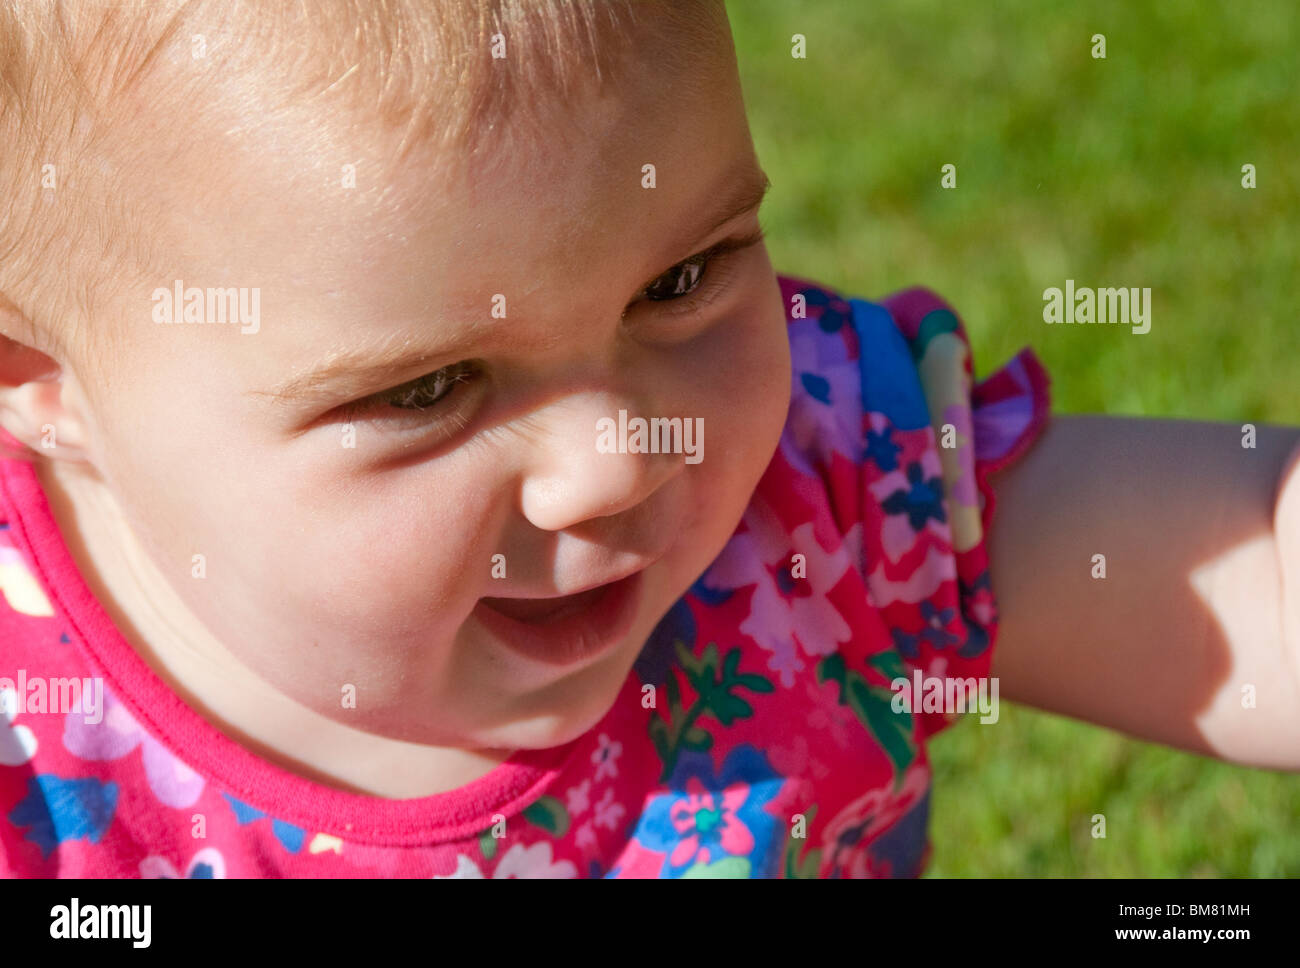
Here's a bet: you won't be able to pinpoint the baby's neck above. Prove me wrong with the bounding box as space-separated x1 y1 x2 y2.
33 458 512 798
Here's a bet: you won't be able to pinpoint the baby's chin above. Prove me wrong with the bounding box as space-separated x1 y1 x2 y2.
470 638 645 752
309 628 640 752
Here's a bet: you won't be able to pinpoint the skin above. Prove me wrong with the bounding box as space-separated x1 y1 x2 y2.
3 6 1299 804
0 13 791 796
987 415 1300 770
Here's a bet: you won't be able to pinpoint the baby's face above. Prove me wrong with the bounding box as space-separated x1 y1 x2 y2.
70 22 789 749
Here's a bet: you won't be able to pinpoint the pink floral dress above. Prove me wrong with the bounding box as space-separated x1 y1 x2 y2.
0 275 1051 877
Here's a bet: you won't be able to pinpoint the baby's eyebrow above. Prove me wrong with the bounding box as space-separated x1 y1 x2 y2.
687 166 771 246
249 331 466 409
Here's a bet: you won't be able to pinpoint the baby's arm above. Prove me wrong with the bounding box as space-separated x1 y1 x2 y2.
985 413 1300 769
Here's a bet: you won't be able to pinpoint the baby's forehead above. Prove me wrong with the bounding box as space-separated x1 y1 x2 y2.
96 0 734 235
124 0 723 162
0 0 734 366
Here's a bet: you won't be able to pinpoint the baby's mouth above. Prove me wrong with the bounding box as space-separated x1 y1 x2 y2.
473 571 646 667
479 584 611 624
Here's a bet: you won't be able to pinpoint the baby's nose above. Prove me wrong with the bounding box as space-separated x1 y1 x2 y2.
519 394 685 533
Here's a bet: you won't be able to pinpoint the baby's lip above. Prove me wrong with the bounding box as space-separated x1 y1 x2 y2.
480 550 660 602
480 560 657 613
480 584 610 623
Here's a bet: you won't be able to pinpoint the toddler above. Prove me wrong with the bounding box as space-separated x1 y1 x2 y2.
1 0 1298 878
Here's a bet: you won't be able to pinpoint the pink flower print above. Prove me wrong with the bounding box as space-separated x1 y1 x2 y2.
842 521 865 582
565 778 592 817
757 637 803 689
928 655 950 683
63 686 204 809
593 786 625 832
700 495 789 591
768 734 831 782
707 522 795 680
702 504 854 686
574 821 598 852
738 522 853 686
805 678 855 751
820 761 930 878
668 782 755 869
591 732 622 783
968 582 996 626
866 543 956 609
783 324 864 473
607 839 669 879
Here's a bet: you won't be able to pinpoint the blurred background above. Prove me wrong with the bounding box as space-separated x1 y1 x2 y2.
727 0 1299 875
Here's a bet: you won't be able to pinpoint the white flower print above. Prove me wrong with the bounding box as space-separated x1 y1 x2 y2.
493 841 578 878
434 842 577 879
0 687 37 766
434 854 486 879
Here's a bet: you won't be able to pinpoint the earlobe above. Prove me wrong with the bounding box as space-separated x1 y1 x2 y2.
0 296 92 461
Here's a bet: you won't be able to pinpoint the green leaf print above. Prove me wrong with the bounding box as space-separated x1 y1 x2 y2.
479 828 498 861
722 647 741 680
713 693 753 727
850 677 916 789
664 668 681 710
817 654 917 791
681 856 751 878
866 650 908 684
734 673 775 695
783 804 823 879
522 796 571 837
646 640 775 783
817 652 847 690
682 724 713 751
648 716 670 764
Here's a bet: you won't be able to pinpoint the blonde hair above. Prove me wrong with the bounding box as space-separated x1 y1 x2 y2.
0 0 729 459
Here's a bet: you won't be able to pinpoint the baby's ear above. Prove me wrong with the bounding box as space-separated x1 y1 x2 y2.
0 293 93 461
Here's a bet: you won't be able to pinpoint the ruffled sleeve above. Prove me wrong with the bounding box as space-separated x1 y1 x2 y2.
852 286 1052 740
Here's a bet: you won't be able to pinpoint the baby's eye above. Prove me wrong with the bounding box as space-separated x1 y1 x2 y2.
643 253 709 301
377 360 478 411
632 227 765 317
338 359 481 432
335 359 486 445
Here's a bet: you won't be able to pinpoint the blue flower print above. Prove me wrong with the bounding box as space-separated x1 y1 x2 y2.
880 461 947 531
222 793 306 852
626 744 786 878
8 774 117 859
865 423 903 472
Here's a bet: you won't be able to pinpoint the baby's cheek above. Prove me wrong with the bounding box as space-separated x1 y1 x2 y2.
713 295 791 451
280 492 484 635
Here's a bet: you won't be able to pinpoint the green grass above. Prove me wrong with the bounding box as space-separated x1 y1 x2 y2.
727 0 1300 875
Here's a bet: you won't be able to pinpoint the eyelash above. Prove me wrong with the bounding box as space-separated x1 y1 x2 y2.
633 225 765 319
338 361 481 429
340 226 765 430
